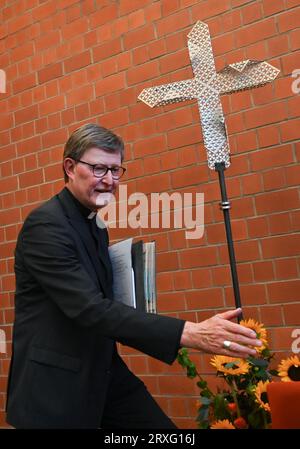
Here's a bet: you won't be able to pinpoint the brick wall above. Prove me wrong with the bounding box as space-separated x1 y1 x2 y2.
1 0 300 428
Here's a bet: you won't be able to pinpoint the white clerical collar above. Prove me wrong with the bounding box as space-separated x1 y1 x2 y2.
87 211 97 219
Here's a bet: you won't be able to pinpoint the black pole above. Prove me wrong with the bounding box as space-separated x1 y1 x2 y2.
215 162 243 322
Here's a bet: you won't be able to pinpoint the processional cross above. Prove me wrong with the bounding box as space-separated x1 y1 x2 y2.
138 21 280 318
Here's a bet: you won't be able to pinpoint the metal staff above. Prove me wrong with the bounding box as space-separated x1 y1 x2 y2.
138 21 280 321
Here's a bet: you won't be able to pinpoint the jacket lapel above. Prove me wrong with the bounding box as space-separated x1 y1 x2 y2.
57 188 111 298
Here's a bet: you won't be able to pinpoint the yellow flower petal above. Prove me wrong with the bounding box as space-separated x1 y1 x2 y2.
211 419 235 429
278 355 300 382
211 355 250 375
254 380 271 412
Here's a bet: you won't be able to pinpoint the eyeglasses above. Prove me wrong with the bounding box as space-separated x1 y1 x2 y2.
75 159 126 179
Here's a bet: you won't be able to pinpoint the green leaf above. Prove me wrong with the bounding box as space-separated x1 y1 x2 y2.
248 357 269 368
213 394 230 420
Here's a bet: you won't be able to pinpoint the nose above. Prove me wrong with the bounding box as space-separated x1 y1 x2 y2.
101 169 114 185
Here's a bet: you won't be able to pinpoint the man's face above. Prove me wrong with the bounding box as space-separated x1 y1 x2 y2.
64 147 122 211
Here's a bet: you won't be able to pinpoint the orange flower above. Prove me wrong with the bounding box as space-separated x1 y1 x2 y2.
254 380 270 412
278 355 300 382
211 419 235 429
211 355 250 376
240 318 268 352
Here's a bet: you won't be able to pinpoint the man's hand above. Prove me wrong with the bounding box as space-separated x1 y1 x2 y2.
180 308 262 358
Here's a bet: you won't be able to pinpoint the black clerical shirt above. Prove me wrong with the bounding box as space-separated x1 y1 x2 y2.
63 187 113 291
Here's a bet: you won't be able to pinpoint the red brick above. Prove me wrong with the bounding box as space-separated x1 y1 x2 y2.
186 288 224 309
124 24 155 50
19 169 43 188
133 135 166 158
236 18 277 48
180 247 218 269
173 271 192 290
245 102 286 129
242 3 262 25
171 165 208 189
145 2 162 22
157 272 173 292
8 13 32 35
268 34 289 58
253 261 274 282
291 28 300 51
15 105 38 126
93 39 122 63
281 119 300 142
239 284 267 305
256 189 299 215
12 73 36 94
64 51 91 74
262 235 300 258
275 258 298 280
263 0 286 16
263 168 286 191
250 145 294 171
38 63 62 84
268 280 300 303
192 0 231 20
157 292 186 312
95 73 125 97
127 60 159 86
278 7 300 32
257 125 280 148
241 173 263 195
283 303 300 325
260 305 283 327
61 17 88 40
167 125 202 150
156 10 191 37
66 85 94 107
128 9 145 29
41 128 68 150
282 49 300 75
285 165 300 187
160 48 190 74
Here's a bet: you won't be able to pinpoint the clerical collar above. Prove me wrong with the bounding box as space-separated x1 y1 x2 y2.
64 187 96 219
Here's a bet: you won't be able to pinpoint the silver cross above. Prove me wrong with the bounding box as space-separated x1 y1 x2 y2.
138 21 280 170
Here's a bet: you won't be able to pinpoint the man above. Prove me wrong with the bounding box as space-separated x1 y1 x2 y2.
6 124 261 429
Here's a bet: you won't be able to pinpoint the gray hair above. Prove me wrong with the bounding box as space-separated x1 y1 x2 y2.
63 123 124 182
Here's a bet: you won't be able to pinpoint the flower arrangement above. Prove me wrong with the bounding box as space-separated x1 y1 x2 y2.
177 319 300 429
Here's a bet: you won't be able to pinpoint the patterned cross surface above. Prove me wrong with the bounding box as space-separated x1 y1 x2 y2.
138 21 280 170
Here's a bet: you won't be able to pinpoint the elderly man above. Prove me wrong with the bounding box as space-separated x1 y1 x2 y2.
6 124 261 429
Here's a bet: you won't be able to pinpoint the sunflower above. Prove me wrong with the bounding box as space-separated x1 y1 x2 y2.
254 380 270 412
278 355 300 382
211 419 235 429
240 318 268 351
211 355 250 376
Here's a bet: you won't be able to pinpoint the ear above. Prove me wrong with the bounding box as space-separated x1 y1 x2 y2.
63 158 76 181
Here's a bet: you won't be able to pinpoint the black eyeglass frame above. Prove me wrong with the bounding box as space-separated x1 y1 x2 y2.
74 159 126 179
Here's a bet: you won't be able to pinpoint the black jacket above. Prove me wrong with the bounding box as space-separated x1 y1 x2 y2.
6 188 185 428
